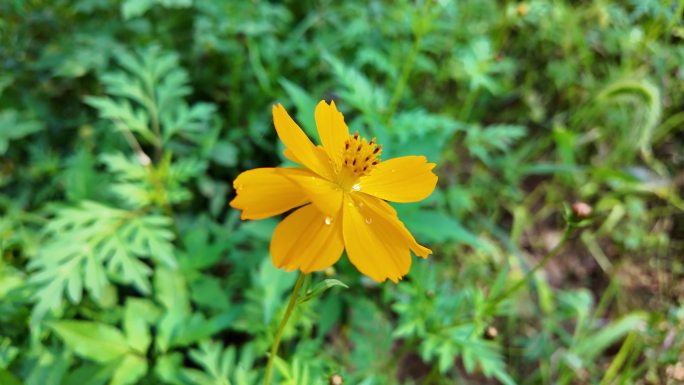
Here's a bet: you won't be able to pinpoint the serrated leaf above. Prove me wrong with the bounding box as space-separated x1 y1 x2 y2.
29 202 175 321
84 97 155 143
88 46 215 147
185 341 258 385
0 110 44 155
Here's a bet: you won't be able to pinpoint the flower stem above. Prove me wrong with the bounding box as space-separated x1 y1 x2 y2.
263 272 307 385
488 225 575 311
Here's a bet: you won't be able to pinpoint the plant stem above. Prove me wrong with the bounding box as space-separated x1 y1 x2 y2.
488 225 575 311
459 87 480 122
385 2 431 122
263 272 307 385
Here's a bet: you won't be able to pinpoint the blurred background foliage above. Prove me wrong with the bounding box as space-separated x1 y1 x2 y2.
1 0 683 384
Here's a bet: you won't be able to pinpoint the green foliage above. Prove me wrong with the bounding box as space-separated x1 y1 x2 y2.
28 202 175 320
0 110 43 155
1 1 682 385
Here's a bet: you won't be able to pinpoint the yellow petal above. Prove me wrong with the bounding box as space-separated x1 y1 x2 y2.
358 156 438 202
314 100 349 167
281 169 343 218
356 193 432 258
272 104 335 180
270 204 344 273
229 168 309 220
342 194 421 283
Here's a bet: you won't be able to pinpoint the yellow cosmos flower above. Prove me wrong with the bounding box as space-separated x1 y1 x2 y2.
229 100 438 282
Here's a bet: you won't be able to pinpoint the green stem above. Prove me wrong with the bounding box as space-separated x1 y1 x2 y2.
488 225 575 312
424 364 441 385
386 35 421 120
385 2 431 122
459 87 480 122
263 273 307 385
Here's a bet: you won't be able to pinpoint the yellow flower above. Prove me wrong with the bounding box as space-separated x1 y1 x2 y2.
229 100 438 282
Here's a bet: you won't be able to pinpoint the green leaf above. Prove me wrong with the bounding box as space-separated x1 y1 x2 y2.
0 110 44 155
209 141 238 167
572 313 647 361
465 123 527 165
84 97 155 143
155 353 184 384
62 363 116 385
87 46 215 146
273 356 312 385
121 0 192 19
183 341 258 385
324 53 388 115
400 208 492 251
124 298 159 354
49 321 130 363
0 368 23 385
29 201 176 321
25 349 70 385
488 264 510 300
110 354 148 385
121 0 155 19
297 279 348 305
251 259 296 325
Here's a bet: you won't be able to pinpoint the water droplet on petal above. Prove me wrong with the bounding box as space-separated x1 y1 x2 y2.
365 217 373 224
352 183 361 191
324 216 332 225
236 184 244 191
390 169 396 173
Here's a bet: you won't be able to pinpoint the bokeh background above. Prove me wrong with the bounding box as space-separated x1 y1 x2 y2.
1 1 683 384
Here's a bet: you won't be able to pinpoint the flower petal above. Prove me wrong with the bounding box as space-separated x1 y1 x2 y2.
270 204 344 273
281 169 343 218
356 193 432 258
343 194 429 283
229 168 309 220
273 104 335 180
358 156 438 202
314 100 349 167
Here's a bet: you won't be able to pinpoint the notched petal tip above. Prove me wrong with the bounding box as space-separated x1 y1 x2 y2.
413 245 432 258
229 168 309 220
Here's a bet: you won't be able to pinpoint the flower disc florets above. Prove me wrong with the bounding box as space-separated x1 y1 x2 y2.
342 131 382 176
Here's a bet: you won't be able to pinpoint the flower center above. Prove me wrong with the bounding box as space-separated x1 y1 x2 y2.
342 131 382 176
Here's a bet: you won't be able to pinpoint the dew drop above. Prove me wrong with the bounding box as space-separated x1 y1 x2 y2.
236 184 244 191
324 217 332 225
352 183 361 191
365 217 373 224
390 169 396 173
